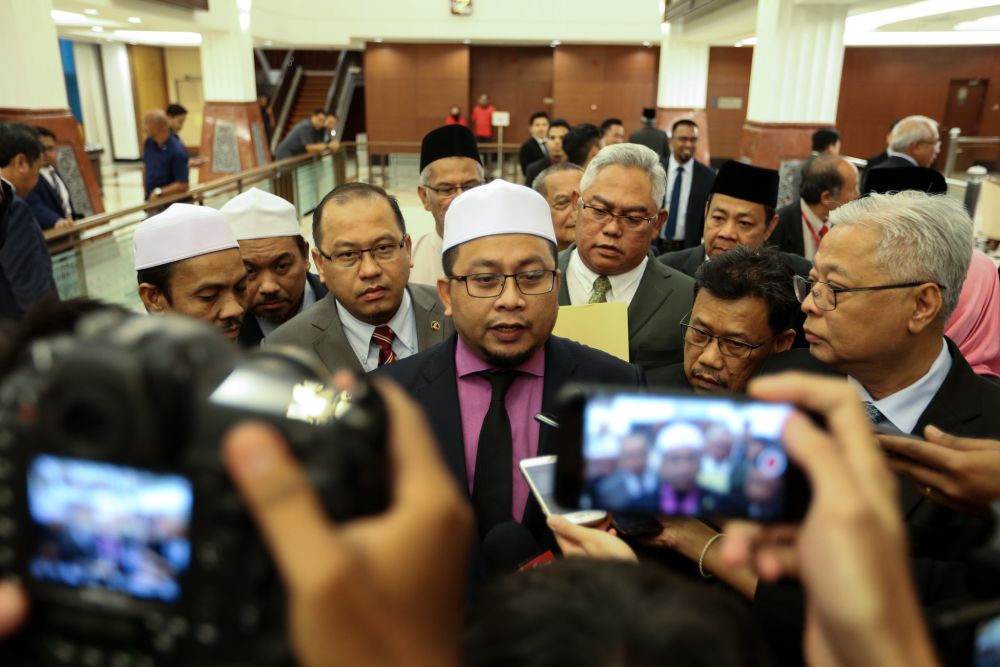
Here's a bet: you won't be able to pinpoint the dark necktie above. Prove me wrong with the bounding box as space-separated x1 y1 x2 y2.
371 325 397 366
663 166 683 240
473 370 520 536
863 401 892 427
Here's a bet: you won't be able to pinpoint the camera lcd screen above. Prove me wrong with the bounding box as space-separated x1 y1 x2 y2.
26 454 193 603
580 394 793 520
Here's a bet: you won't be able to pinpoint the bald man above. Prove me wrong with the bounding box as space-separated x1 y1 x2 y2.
142 109 189 202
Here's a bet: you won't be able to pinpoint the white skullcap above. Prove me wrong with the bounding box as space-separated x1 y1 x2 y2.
656 423 705 453
441 179 556 253
133 203 240 270
220 187 301 240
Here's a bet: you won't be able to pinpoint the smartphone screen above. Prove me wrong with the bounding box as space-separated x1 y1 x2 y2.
26 454 193 603
576 393 796 521
976 614 1000 667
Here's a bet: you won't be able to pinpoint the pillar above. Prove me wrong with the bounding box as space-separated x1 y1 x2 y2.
739 0 848 167
0 0 104 215
656 24 712 163
198 0 271 183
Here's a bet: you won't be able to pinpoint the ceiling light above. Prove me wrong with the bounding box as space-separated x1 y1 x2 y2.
128 17 142 24
463 39 471 44
845 29 1000 45
91 26 104 32
374 38 384 43
550 40 561 47
51 9 90 25
113 30 203 46
846 0 1000 33
84 8 98 15
642 40 652 47
956 14 1000 29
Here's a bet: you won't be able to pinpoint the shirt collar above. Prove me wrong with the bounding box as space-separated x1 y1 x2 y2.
455 334 546 378
336 288 416 352
848 339 951 434
800 198 826 226
667 154 694 174
886 150 919 166
569 248 648 300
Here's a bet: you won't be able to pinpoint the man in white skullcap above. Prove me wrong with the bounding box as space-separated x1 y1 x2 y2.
134 203 248 341
655 422 705 515
377 179 642 551
221 187 328 348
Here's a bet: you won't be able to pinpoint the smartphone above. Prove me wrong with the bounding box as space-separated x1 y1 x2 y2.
554 386 809 522
519 456 607 526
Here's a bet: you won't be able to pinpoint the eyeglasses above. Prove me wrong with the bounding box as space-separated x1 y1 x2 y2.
793 275 945 312
449 269 557 298
580 201 657 230
680 317 767 359
318 238 407 268
422 181 484 198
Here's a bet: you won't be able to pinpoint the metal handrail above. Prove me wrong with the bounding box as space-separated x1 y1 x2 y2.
44 147 346 251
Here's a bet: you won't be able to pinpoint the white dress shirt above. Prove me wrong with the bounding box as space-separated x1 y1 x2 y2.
42 166 73 219
336 288 417 372
535 135 548 157
665 155 694 241
566 249 647 306
409 231 443 286
255 277 318 338
799 199 828 261
848 339 951 434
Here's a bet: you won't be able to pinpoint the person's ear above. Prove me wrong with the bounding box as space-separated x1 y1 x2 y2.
437 276 453 317
138 283 169 313
311 248 326 284
773 329 797 354
763 214 779 241
908 284 943 334
417 186 430 211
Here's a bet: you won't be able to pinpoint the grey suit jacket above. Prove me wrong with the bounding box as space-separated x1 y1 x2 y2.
657 244 813 280
262 283 453 374
557 246 694 371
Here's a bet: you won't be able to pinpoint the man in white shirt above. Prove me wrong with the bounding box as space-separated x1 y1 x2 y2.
221 188 329 348
25 126 79 230
410 125 485 286
265 182 452 373
656 119 716 253
557 143 694 371
771 155 859 260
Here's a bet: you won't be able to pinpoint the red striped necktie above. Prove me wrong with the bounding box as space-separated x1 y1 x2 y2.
372 325 397 366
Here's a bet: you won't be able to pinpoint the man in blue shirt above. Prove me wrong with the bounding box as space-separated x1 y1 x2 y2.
142 109 189 202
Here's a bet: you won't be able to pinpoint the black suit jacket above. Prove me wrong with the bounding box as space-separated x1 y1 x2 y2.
644 362 692 390
518 137 546 175
0 196 58 321
860 154 920 193
656 244 813 280
26 170 79 230
770 202 805 257
523 156 552 186
628 126 668 157
237 273 328 348
659 158 716 249
375 334 643 543
753 339 1000 667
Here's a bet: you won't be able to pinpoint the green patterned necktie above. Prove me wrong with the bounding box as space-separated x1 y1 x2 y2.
589 275 611 304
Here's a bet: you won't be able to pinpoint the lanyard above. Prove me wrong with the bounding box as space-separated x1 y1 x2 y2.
801 211 826 248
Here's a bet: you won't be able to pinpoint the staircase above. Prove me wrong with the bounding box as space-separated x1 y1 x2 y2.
279 73 335 142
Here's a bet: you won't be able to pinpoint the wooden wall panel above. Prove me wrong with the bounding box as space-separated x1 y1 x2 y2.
128 45 169 148
469 46 552 143
552 45 658 133
705 47 753 162
364 43 469 147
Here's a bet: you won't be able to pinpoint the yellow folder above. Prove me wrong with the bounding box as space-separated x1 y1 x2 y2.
552 302 630 362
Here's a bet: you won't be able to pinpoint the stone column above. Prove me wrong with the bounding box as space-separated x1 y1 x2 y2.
656 24 712 163
198 0 271 183
0 0 104 215
739 0 848 167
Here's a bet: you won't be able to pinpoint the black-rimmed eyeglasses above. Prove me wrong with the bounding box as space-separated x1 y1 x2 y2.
680 316 768 359
579 201 658 229
449 269 557 298
793 275 945 312
318 238 407 268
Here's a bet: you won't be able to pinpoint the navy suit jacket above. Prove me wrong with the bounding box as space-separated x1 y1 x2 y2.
375 334 643 544
26 170 78 230
0 196 58 320
237 272 328 348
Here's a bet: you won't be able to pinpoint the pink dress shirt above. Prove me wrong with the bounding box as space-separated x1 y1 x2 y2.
455 336 545 522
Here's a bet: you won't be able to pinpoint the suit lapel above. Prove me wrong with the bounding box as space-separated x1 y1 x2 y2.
409 284 450 351
629 258 677 338
416 336 468 488
557 247 572 305
311 296 365 375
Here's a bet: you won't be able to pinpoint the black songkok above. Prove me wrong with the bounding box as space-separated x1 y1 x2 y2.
419 124 482 172
711 160 780 209
862 166 947 196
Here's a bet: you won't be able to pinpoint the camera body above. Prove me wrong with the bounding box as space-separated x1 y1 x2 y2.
0 313 389 666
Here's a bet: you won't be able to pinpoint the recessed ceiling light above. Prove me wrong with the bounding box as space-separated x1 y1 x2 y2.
128 17 141 24
463 39 471 44
374 38 384 43
91 26 104 32
550 40 561 47
642 41 652 47
84 8 99 15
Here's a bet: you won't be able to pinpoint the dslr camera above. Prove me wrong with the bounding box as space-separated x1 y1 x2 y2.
0 312 390 666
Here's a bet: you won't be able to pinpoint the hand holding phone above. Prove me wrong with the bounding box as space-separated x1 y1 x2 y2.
519 456 607 526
